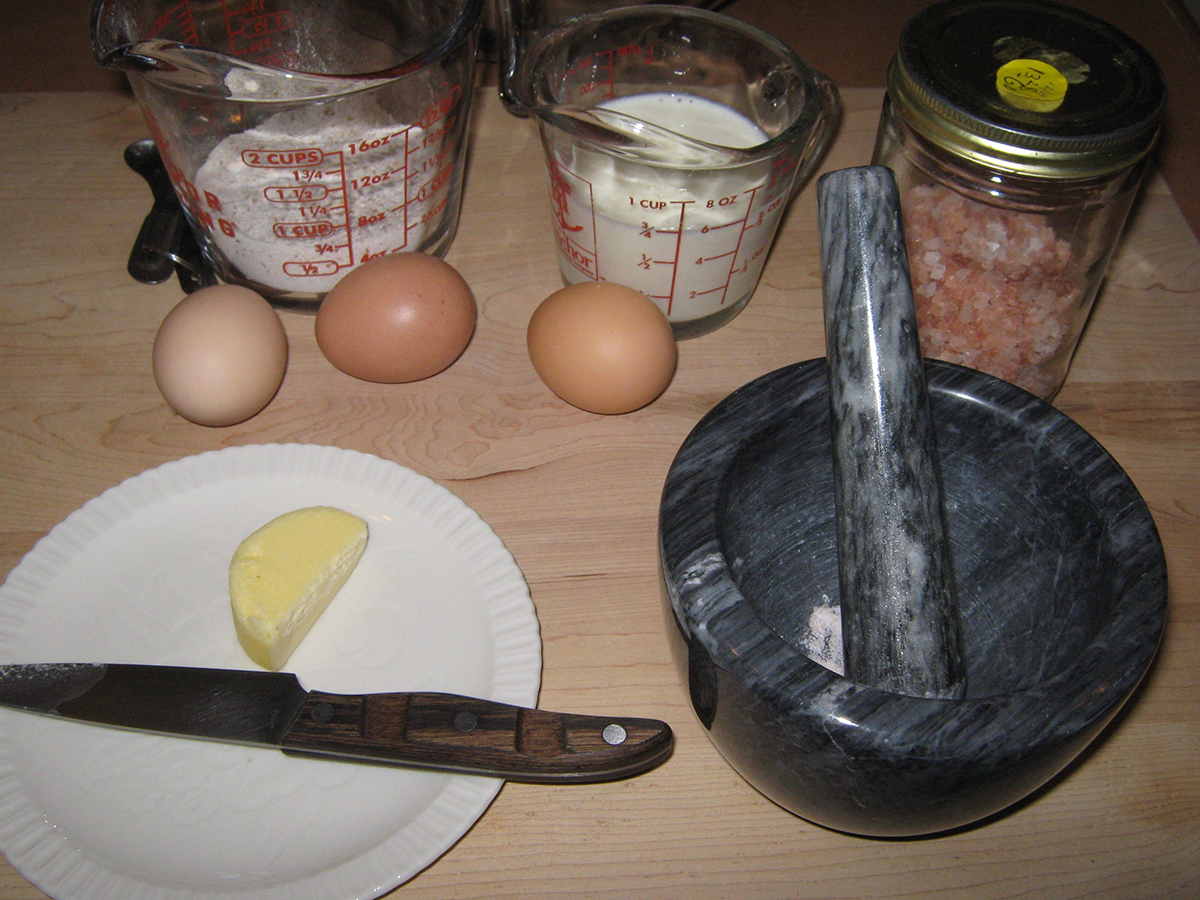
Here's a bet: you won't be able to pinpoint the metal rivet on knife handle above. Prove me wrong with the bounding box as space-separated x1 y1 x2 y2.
602 724 627 745
453 709 478 733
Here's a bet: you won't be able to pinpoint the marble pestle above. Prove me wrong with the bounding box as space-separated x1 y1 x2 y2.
816 166 967 700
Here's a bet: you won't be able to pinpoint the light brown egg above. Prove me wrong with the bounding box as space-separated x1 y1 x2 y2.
315 253 476 383
527 282 677 415
152 285 288 427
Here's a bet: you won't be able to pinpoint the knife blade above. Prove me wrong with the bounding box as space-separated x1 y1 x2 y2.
0 663 673 784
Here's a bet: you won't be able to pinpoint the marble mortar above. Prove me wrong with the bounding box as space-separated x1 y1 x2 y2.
659 360 1167 837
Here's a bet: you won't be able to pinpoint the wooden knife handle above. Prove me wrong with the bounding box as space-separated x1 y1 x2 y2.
280 691 674 784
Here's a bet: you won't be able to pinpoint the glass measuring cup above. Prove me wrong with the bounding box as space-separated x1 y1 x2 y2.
93 0 484 309
503 4 839 337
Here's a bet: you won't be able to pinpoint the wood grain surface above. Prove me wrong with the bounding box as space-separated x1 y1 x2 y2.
1 2 1198 897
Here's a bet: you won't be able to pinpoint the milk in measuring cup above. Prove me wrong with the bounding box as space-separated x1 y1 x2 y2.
192 98 454 295
550 93 785 324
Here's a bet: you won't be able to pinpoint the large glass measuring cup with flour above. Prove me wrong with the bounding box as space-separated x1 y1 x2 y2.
92 0 483 308
504 4 839 337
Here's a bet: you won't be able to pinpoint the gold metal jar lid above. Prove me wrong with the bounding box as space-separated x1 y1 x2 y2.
888 0 1165 179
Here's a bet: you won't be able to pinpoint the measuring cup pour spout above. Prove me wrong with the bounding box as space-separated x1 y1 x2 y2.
91 2 255 90
499 2 840 337
92 0 485 308
500 3 761 165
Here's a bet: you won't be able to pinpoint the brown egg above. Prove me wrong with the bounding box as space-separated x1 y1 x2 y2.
527 282 677 415
315 253 476 383
152 285 288 427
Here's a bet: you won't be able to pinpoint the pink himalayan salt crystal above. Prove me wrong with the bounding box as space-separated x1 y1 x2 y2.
903 184 1081 397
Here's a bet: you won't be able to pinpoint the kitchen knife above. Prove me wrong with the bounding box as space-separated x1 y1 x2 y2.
0 663 673 784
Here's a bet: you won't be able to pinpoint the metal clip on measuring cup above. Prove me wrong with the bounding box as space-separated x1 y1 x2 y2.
93 0 484 310
499 2 840 338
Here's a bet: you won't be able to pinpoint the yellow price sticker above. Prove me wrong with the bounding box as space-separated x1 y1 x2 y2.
996 58 1068 113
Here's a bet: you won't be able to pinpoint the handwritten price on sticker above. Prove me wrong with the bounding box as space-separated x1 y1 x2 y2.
995 59 1068 113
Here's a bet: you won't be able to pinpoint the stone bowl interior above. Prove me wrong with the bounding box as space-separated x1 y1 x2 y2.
659 359 1167 837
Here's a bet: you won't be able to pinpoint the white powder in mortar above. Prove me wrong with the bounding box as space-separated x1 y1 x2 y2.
801 594 844 675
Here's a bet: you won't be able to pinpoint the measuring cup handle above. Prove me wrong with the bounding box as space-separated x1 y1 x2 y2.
791 74 843 199
496 0 531 115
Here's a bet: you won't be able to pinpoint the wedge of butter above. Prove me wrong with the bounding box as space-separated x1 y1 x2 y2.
229 506 369 670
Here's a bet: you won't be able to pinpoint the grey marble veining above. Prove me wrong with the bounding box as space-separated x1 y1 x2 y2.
659 360 1167 836
817 166 966 700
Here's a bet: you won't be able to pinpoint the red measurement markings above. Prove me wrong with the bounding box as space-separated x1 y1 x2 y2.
344 122 418 257
397 161 451 241
241 148 322 168
416 163 453 203
572 44 660 101
327 148 353 264
250 143 353 272
351 168 397 191
726 192 762 300
391 126 414 246
658 202 689 313
419 87 462 131
394 103 462 244
574 49 617 103
254 148 347 261
547 158 598 279
282 234 349 277
415 115 458 155
263 184 329 203
414 195 448 233
691 218 743 275
272 220 335 239
146 2 198 43
388 102 458 246
174 178 237 240
718 186 761 306
224 1 293 56
650 187 760 313
283 260 341 277
241 8 291 39
625 42 660 64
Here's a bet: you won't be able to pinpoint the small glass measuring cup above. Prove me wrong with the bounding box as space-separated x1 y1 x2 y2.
93 0 484 309
503 4 839 337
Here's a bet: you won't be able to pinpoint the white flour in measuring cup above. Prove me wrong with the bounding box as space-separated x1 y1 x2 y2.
550 93 782 323
192 97 443 295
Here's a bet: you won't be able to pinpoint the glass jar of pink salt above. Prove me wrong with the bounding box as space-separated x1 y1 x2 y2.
872 0 1165 399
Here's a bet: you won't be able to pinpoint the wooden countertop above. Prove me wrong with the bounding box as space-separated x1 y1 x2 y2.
1 2 1197 898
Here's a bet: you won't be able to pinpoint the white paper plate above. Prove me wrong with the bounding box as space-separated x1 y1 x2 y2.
0 444 541 900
